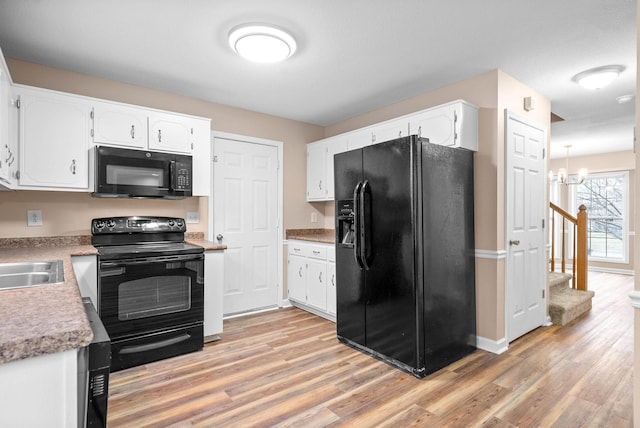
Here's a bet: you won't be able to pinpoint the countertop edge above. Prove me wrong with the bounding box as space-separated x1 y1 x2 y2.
0 245 96 365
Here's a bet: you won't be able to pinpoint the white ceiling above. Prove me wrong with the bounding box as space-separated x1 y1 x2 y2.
0 0 635 159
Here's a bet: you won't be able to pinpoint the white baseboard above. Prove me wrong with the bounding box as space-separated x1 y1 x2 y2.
588 266 634 276
476 336 508 354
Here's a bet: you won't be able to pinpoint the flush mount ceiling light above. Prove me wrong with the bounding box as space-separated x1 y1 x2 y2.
572 65 625 90
228 24 297 63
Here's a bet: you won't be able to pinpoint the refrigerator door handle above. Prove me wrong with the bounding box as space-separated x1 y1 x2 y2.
360 180 372 270
353 181 364 269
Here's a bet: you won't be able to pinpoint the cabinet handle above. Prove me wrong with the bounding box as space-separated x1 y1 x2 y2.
331 274 335 286
371 132 376 143
318 180 322 190
158 129 162 143
418 125 422 138
398 130 402 137
70 159 76 175
298 267 303 278
131 125 135 139
319 271 323 283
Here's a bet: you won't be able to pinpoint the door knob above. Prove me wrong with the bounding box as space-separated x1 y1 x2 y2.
509 240 520 246
216 234 223 241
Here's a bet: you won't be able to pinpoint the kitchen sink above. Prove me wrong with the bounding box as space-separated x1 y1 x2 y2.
0 260 65 290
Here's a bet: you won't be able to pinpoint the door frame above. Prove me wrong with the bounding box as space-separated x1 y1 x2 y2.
210 131 285 310
504 110 549 343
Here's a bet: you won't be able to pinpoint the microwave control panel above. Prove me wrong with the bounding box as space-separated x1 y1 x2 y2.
174 161 191 191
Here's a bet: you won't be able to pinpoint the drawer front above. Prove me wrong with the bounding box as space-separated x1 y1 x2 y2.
308 246 327 260
288 243 308 257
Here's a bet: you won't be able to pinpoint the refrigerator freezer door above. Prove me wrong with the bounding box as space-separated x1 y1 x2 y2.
335 149 366 346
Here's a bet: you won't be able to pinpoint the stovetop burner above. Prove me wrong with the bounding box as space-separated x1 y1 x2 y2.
91 216 204 260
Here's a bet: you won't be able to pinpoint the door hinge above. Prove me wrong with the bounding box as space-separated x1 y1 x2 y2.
542 218 545 229
213 155 218 163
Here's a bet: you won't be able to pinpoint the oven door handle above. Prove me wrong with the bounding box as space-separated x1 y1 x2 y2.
100 254 203 267
119 333 192 354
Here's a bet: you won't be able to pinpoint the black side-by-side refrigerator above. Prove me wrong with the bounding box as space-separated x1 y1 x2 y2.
334 135 476 378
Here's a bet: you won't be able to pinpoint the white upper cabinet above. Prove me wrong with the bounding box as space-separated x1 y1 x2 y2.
307 140 327 201
148 111 193 154
306 100 478 201
307 135 348 201
408 100 478 151
18 86 91 190
92 102 147 149
0 55 16 188
371 118 409 145
346 128 372 151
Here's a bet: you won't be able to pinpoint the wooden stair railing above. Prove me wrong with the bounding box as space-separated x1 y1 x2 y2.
549 202 588 291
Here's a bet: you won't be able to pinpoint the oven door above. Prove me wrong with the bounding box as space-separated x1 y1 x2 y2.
98 253 204 340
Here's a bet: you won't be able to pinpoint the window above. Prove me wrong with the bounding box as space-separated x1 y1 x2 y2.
572 171 629 263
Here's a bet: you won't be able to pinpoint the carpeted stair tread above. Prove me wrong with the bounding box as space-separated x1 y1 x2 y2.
549 286 595 326
548 271 572 289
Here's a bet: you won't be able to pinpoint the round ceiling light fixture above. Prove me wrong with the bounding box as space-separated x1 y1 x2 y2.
572 65 625 90
228 23 297 63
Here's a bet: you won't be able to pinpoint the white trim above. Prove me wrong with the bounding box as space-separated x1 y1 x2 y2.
588 266 634 276
476 336 508 354
543 316 553 327
629 291 640 309
475 249 507 260
210 131 285 310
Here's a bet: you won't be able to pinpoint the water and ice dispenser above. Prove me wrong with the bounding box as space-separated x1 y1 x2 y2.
337 200 355 247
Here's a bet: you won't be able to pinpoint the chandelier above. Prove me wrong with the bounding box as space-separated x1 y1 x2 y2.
550 145 587 185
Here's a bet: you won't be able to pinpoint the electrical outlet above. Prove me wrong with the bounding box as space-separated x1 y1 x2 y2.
27 210 43 227
311 212 318 223
186 211 200 224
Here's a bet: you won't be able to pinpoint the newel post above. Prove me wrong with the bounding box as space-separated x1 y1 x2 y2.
576 204 588 291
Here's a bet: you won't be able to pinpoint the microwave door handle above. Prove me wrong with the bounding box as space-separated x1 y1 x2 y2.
169 160 176 191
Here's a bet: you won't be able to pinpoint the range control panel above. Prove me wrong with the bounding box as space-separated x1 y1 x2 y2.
91 216 186 235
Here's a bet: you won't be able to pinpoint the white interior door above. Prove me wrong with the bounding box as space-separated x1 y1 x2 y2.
505 111 547 342
213 136 279 316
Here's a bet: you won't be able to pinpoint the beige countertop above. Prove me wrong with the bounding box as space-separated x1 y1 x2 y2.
0 244 96 365
286 228 335 244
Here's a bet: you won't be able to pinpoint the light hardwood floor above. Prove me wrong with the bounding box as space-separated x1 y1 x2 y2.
107 271 633 427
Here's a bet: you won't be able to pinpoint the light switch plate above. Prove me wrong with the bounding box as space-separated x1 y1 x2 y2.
27 210 43 226
186 211 200 224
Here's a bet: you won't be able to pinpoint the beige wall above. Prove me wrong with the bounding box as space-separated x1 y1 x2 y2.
0 59 325 238
320 69 550 343
550 150 636 273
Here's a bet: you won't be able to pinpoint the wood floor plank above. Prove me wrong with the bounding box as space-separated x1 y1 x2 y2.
107 271 633 427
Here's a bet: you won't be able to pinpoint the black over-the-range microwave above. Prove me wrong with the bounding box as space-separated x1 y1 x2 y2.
92 146 193 199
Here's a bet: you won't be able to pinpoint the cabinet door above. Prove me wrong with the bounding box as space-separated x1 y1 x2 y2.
287 254 307 302
92 102 147 149
0 66 12 186
307 140 327 201
326 262 336 316
18 89 90 189
306 259 327 311
347 128 373 151
325 136 348 200
148 112 193 154
371 119 408 145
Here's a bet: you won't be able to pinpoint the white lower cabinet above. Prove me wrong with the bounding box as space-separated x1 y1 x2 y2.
287 240 335 321
204 249 224 340
326 246 336 316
